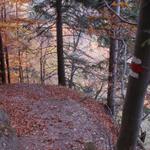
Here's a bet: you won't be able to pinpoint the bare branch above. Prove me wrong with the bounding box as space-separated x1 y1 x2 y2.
104 0 137 26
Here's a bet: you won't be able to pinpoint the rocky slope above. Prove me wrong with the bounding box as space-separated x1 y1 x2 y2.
0 84 118 150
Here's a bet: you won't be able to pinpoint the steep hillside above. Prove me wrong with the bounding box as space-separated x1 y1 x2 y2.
0 84 118 150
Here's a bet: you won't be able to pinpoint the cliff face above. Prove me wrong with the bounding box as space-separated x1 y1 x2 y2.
0 84 118 150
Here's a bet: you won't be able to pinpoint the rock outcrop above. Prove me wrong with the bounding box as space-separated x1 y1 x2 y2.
0 109 19 150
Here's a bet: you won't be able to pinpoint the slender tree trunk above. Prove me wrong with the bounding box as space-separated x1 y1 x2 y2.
18 50 23 83
107 39 117 115
5 47 10 84
43 57 46 84
0 34 6 84
25 50 29 84
40 57 43 84
3 1 10 84
56 0 66 86
40 42 43 84
107 0 120 115
69 31 81 88
116 1 150 150
15 1 23 83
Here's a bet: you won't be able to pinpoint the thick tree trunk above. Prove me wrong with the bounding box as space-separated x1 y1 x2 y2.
0 34 6 84
116 1 150 150
0 4 6 84
56 0 66 86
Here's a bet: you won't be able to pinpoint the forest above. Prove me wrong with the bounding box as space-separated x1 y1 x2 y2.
0 0 150 150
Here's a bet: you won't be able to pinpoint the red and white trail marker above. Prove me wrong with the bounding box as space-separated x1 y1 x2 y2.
129 56 144 79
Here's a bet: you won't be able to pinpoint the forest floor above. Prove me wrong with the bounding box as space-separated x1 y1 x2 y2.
0 84 118 150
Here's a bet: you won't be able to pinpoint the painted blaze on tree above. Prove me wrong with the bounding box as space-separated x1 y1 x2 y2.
116 0 150 150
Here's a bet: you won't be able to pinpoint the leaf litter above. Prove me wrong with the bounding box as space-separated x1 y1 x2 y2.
0 84 118 150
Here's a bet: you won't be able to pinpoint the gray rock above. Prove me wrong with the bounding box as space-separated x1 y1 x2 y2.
0 109 10 125
0 109 19 150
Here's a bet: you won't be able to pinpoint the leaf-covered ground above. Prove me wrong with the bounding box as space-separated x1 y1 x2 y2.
0 84 118 150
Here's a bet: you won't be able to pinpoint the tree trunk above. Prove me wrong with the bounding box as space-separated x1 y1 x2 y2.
116 1 150 150
15 1 23 83
18 50 23 83
69 31 81 88
0 34 6 84
25 50 29 84
107 0 120 115
56 0 66 86
5 47 10 84
107 38 117 115
40 42 44 84
2 0 10 84
0 3 6 84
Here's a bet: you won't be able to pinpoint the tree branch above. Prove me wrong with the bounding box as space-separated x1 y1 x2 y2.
104 0 137 26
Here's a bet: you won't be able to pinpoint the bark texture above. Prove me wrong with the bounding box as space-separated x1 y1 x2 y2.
116 1 150 150
56 0 66 86
107 38 117 115
0 34 6 84
107 0 120 115
5 47 10 84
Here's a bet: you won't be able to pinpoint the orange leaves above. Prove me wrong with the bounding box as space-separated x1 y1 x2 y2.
0 0 30 48
88 26 95 35
0 22 19 29
88 16 99 22
0 0 44 45
0 18 43 30
111 1 129 8
10 0 31 4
